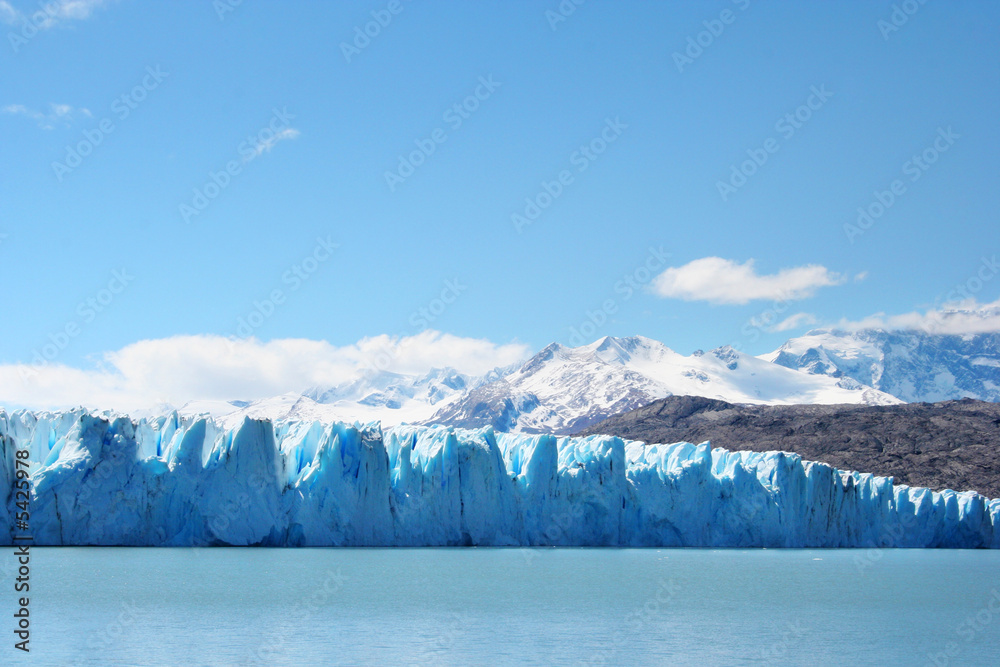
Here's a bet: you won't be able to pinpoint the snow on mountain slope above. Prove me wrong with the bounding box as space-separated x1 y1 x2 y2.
425 336 899 434
178 368 477 429
762 329 1000 403
95 330 999 436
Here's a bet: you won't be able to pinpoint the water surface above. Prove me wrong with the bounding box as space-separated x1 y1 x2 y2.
3 547 998 665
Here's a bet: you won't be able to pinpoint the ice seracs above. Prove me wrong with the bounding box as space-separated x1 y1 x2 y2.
2 409 996 548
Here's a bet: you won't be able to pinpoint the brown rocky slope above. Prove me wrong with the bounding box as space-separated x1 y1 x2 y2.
577 396 1000 498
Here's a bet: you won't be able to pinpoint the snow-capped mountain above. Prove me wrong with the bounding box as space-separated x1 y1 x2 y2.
762 329 1000 403
166 331 1000 434
423 336 899 434
177 367 477 429
304 367 471 412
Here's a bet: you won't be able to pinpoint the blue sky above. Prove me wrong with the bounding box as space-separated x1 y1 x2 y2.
1 0 999 407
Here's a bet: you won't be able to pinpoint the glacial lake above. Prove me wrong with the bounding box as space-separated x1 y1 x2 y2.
3 548 999 666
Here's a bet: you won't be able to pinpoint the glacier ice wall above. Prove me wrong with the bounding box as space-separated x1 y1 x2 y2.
1 409 997 548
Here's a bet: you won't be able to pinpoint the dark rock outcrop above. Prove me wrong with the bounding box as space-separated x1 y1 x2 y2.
577 396 1000 497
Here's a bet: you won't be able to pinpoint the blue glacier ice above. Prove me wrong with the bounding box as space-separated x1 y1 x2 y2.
1 409 997 548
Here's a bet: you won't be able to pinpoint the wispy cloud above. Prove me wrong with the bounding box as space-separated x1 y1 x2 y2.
0 0 115 28
768 312 817 333
651 257 845 305
834 299 1000 335
2 103 91 129
0 1 19 24
245 127 300 161
53 0 112 21
0 330 531 412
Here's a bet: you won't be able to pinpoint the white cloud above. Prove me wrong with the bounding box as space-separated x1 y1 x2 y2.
247 127 300 160
0 331 531 413
2 103 92 129
53 0 111 21
834 299 1000 335
651 257 845 305
0 1 19 24
0 0 114 28
769 312 817 332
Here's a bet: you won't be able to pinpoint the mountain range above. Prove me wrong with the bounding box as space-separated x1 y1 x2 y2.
764 328 1000 403
169 329 1000 434
423 335 898 433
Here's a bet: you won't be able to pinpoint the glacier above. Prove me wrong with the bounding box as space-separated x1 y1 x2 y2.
1 409 998 548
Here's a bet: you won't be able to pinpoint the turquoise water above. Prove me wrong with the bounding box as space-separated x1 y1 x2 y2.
3 548 999 666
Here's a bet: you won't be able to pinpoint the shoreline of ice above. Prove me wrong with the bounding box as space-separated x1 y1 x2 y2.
2 409 997 548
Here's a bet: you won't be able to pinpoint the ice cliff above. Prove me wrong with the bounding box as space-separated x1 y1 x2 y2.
1 409 997 548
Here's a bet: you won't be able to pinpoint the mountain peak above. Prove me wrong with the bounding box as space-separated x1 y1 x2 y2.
576 335 672 365
424 333 900 434
584 336 634 364
177 330 993 436
765 328 1000 402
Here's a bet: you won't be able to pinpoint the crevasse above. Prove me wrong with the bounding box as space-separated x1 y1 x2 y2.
1 409 997 548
